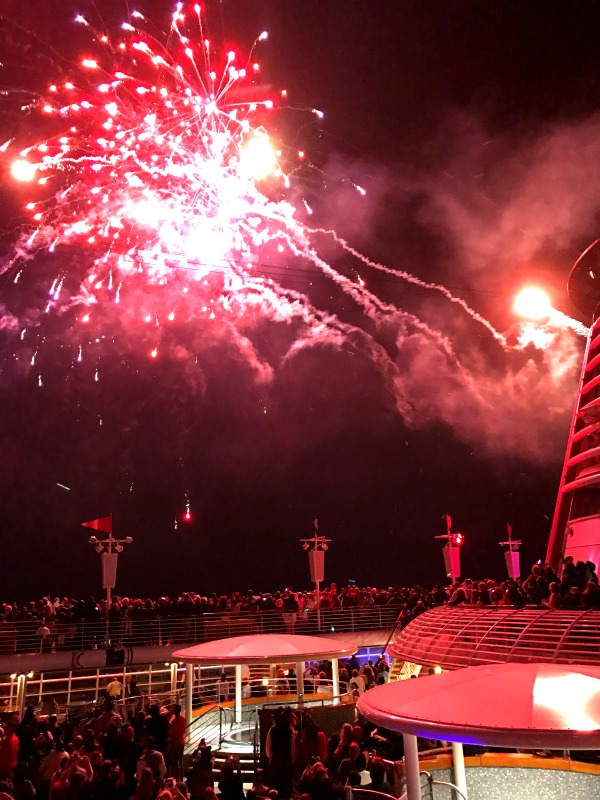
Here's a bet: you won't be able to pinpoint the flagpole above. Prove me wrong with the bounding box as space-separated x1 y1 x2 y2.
300 518 331 631
83 516 133 647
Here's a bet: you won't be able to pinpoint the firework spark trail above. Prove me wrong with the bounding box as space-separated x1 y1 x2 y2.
285 237 489 404
1 1 513 410
549 310 589 337
310 227 509 348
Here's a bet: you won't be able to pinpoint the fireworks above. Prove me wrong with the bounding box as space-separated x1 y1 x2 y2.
0 3 589 430
3 0 523 362
4 4 315 332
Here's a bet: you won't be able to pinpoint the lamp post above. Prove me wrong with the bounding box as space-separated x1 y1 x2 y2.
83 516 132 645
300 518 331 631
499 523 522 579
435 513 463 582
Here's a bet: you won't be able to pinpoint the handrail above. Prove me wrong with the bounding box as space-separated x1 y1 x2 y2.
345 788 398 800
0 605 403 656
396 770 468 800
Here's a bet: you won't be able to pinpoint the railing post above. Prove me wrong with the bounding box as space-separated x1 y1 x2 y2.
185 663 193 723
452 741 467 799
16 674 28 719
296 661 305 707
235 664 242 724
332 657 340 704
402 734 422 800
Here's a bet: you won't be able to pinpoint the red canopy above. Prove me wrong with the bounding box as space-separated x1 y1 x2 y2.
357 663 600 750
173 633 357 665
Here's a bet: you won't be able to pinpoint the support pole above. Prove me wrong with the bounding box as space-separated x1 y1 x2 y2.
170 663 178 694
235 664 242 724
296 661 305 706
402 733 422 800
315 579 321 630
452 741 467 800
16 674 28 720
185 663 193 725
331 657 340 703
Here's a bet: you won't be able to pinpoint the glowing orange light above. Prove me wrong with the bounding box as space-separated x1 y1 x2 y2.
11 159 37 182
239 135 276 180
514 287 552 320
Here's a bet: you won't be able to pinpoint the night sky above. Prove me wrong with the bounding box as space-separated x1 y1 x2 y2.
1 0 599 601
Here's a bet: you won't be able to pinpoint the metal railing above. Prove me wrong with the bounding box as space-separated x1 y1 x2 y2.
388 606 600 669
0 605 402 655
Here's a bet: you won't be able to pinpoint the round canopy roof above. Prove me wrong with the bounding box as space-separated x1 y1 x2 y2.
388 605 600 669
357 663 600 750
172 633 357 665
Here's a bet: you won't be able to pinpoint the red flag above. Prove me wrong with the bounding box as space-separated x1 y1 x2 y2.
82 516 112 534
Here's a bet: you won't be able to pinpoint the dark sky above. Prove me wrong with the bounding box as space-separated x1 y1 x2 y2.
1 0 599 601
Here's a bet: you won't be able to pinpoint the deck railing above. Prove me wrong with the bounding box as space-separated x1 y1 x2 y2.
0 604 402 656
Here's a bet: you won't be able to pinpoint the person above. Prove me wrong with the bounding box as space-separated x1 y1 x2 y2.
337 742 365 784
330 723 353 772
216 673 230 703
348 670 365 697
136 735 167 780
246 769 270 800
273 670 290 696
186 743 214 800
265 707 296 800
146 705 170 756
0 719 20 780
286 668 297 695
298 761 340 800
106 676 124 699
281 592 299 634
133 766 158 800
363 760 395 795
316 672 332 695
294 712 327 772
169 704 187 781
218 757 244 800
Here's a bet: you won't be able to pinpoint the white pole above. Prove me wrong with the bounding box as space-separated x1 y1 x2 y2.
170 663 178 694
106 527 113 645
235 664 242 724
402 733 422 800
16 674 28 719
316 579 321 630
185 663 193 724
296 661 305 706
452 741 467 799
331 657 340 704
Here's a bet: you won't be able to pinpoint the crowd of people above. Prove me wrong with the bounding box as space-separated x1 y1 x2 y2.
189 706 400 800
0 557 598 653
0 656 400 800
0 558 598 798
0 696 190 800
